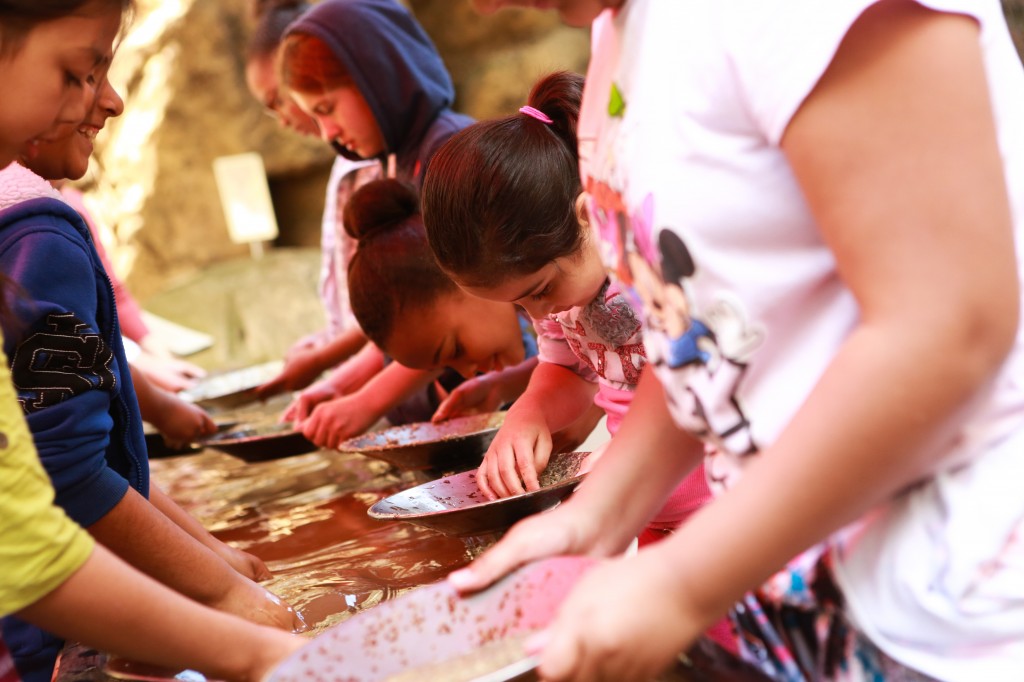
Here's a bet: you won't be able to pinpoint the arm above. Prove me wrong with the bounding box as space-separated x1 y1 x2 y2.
130 365 216 448
531 7 1021 682
299 361 441 449
451 367 702 589
17 543 303 682
87 486 303 632
476 362 598 499
282 342 386 423
148 484 272 582
255 327 368 399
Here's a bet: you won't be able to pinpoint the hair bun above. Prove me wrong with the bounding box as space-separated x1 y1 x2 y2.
343 179 420 240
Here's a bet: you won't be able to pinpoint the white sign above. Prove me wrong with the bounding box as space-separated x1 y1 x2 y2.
212 152 280 246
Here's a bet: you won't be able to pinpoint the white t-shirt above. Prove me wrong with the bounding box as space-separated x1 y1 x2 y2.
580 1 1024 678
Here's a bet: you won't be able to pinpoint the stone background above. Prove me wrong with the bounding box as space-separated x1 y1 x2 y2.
80 0 589 300
83 1 1024 369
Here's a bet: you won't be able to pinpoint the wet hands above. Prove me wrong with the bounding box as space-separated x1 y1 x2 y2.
215 578 307 634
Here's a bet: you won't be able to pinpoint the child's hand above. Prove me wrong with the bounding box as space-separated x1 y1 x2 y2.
532 551 697 682
281 382 339 423
211 540 273 582
154 399 217 449
431 373 505 422
133 350 206 393
476 404 552 500
213 578 307 634
299 395 378 449
448 498 601 594
255 349 326 400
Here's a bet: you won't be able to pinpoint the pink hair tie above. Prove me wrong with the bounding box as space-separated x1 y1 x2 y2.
519 105 553 124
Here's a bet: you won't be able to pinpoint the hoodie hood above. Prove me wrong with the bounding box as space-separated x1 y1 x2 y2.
286 0 456 164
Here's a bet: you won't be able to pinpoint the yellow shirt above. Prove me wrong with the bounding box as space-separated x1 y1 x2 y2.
0 344 94 615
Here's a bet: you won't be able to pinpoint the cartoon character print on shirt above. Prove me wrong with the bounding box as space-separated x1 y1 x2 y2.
559 278 645 389
10 312 115 413
587 181 762 490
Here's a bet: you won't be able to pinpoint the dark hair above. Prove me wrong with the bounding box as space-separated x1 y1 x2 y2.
421 71 584 288
0 0 135 58
247 0 309 61
279 32 353 94
346 179 458 348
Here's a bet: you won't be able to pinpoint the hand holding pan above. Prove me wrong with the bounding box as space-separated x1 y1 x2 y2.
264 555 597 682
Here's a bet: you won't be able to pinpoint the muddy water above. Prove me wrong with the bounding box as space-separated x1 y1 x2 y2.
152 448 472 634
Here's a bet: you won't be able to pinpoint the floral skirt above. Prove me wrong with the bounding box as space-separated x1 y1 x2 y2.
731 556 940 682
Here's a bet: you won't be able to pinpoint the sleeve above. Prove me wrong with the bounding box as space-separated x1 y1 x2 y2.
534 316 599 383
0 222 130 528
722 0 990 144
0 350 94 615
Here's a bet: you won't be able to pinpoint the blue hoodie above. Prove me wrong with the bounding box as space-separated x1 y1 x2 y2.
0 163 148 682
286 0 474 183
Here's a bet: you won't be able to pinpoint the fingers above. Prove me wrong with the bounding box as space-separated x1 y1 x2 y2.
431 393 458 423
447 517 552 594
197 411 217 437
254 374 286 400
248 554 273 582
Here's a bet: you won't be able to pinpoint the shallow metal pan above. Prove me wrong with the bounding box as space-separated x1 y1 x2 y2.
196 420 317 462
338 412 505 472
367 451 589 537
266 555 597 682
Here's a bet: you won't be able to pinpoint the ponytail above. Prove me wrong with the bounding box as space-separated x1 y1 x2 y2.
422 71 585 288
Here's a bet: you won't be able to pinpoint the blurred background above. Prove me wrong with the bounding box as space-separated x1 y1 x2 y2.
73 0 1024 371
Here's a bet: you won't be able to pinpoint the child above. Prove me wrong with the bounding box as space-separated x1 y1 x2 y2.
421 71 714 545
0 3 302 681
0 72 301 682
245 0 376 398
255 0 476 444
453 1 1024 681
23 119 215 448
343 179 536 403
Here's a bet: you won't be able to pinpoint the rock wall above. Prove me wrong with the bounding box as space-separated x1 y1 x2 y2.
80 0 589 301
81 1 1024 304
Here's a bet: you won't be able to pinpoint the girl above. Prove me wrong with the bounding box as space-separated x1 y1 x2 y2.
344 178 535 404
246 0 376 399
0 3 302 681
453 1 1024 681
421 71 714 547
0 60 301 682
259 0 476 449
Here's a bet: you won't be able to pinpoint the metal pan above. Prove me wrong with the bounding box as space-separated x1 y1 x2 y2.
338 412 506 472
265 555 597 682
197 420 317 462
367 451 590 537
142 421 238 459
178 360 283 411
